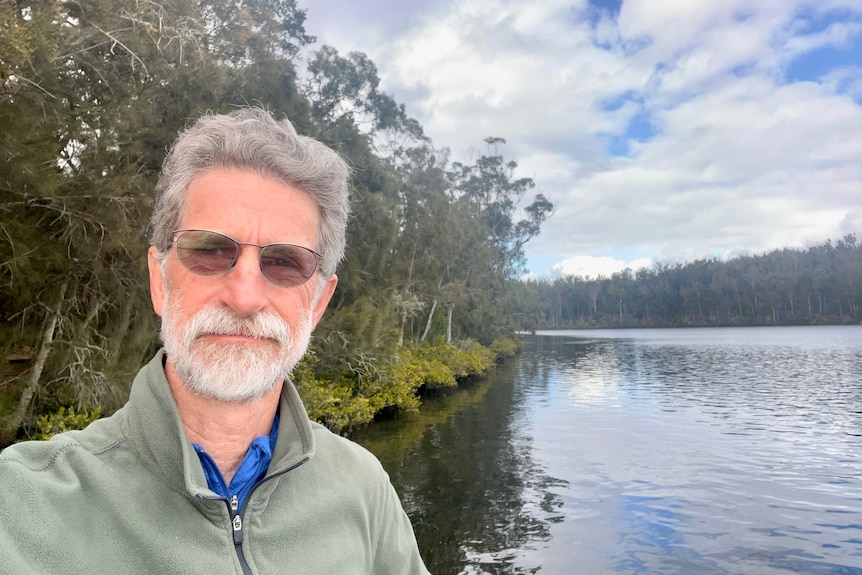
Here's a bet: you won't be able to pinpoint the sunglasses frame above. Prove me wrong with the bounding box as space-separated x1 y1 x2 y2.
170 228 323 288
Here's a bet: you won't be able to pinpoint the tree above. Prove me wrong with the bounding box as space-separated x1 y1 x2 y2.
0 0 317 441
449 138 554 278
303 45 423 143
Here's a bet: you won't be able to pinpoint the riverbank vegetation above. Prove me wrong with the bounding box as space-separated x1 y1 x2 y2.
0 0 542 445
517 236 862 330
4 1 857 446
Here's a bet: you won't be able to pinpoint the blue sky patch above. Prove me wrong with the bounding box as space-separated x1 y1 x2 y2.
580 0 622 30
601 90 641 112
784 38 862 84
793 6 856 35
627 112 656 142
606 111 656 157
782 7 862 83
588 0 622 19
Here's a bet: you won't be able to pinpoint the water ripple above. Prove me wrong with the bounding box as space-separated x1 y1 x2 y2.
519 326 862 574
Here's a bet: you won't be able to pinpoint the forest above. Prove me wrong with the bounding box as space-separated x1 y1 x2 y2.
0 0 551 444
516 236 862 330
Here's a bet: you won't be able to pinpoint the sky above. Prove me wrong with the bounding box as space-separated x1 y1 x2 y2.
299 0 862 279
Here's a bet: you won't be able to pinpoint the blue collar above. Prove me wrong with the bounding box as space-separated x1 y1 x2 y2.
193 412 279 512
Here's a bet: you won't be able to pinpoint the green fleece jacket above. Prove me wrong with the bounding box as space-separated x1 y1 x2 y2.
0 351 430 574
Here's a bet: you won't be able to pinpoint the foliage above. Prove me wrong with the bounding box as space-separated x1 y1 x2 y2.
292 354 382 436
295 341 498 434
391 348 457 392
0 0 553 443
33 406 103 440
409 340 496 386
521 236 862 329
490 337 520 360
449 137 555 278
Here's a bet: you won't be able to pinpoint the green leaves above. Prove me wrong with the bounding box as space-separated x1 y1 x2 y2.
33 405 103 440
449 139 553 278
1 0 555 441
294 342 499 434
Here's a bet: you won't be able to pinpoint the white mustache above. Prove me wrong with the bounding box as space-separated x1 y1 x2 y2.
183 307 291 345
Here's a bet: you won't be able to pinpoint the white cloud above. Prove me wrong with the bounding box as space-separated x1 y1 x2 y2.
302 0 862 276
552 255 653 279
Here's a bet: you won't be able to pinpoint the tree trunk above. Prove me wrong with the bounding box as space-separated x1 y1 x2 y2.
420 298 438 342
107 291 136 367
446 305 453 344
9 279 69 434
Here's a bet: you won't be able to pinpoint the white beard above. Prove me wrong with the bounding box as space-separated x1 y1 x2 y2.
159 297 313 402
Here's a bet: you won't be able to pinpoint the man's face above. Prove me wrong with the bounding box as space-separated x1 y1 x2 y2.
147 168 338 401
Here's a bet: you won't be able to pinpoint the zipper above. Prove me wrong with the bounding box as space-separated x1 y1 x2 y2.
199 456 310 575
227 494 252 575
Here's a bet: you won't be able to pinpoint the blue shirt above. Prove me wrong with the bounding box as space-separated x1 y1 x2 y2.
193 413 279 512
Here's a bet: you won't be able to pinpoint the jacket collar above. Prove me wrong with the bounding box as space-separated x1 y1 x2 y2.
123 350 316 497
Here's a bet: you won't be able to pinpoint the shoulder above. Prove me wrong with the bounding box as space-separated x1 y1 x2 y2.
0 411 128 480
0 413 132 531
308 420 385 472
299 421 396 497
0 414 139 570
304 426 429 574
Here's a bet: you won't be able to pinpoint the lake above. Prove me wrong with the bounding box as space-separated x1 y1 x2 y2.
354 326 862 575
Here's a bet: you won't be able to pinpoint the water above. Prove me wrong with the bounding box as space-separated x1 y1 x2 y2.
354 326 862 574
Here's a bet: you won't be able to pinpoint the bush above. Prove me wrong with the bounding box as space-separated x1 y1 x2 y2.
490 337 520 360
294 340 498 434
294 351 421 434
400 341 496 392
33 406 103 440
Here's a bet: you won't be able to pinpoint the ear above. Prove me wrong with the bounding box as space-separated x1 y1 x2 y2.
311 274 338 328
148 246 166 317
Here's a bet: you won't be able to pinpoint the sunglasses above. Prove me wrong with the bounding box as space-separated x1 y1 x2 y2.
171 229 322 288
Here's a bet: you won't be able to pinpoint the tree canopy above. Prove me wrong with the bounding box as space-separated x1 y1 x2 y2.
0 0 551 442
519 236 862 331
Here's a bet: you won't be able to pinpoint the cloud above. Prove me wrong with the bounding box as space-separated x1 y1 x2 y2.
302 0 862 276
552 255 653 279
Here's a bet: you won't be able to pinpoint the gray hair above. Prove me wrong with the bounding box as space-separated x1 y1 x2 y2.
149 108 350 277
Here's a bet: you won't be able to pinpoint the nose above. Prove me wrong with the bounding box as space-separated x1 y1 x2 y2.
218 245 269 317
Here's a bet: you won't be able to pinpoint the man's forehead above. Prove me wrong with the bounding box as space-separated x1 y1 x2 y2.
179 169 320 244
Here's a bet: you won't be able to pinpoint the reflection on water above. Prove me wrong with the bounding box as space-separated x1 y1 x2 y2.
355 326 862 574
355 361 568 574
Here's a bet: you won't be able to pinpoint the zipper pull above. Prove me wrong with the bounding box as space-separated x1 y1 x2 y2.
229 495 243 544
232 513 244 544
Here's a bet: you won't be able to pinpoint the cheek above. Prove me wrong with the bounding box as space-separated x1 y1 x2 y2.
273 296 312 327
166 276 214 312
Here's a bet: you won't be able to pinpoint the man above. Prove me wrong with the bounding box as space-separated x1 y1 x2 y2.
0 108 431 574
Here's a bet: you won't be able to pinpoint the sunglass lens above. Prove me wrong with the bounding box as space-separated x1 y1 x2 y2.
260 245 317 287
176 231 238 275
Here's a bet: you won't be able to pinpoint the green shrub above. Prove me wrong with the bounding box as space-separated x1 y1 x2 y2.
490 337 520 359
33 406 103 440
294 340 498 434
294 352 421 434
400 341 496 391
392 348 457 391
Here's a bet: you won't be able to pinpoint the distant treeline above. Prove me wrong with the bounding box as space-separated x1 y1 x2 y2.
516 236 862 329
